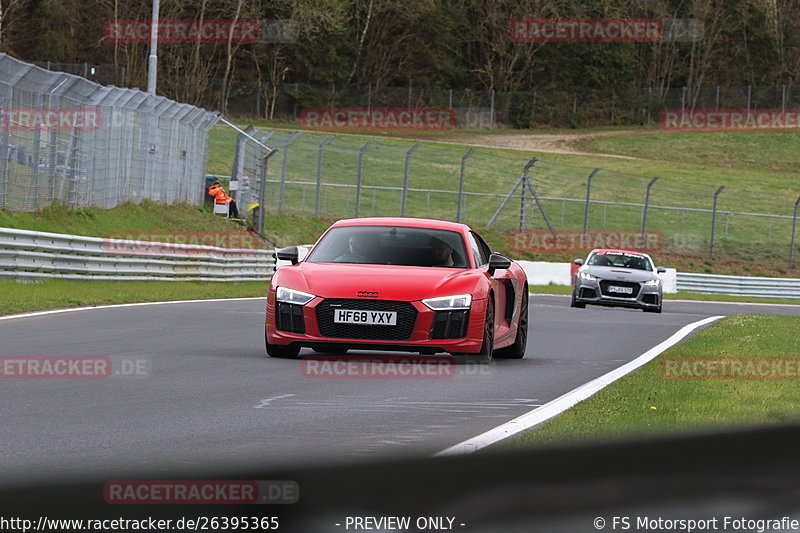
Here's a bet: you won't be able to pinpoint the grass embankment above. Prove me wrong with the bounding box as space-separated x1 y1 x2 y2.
208 124 800 277
514 314 800 447
0 201 246 237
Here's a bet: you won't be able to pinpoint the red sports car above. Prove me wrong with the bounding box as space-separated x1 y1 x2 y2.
265 217 529 363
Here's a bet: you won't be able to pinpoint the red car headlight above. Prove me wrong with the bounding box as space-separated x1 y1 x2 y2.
422 294 472 311
276 286 316 306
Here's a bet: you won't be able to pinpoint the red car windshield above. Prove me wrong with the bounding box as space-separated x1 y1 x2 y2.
306 226 469 268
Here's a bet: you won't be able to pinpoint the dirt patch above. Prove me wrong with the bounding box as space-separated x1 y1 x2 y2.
425 130 662 159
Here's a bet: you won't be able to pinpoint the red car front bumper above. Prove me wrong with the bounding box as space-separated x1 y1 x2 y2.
265 291 487 355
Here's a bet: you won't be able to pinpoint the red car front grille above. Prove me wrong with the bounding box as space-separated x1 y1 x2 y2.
315 299 417 341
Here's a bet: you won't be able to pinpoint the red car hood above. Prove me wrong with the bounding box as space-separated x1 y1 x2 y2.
282 262 481 302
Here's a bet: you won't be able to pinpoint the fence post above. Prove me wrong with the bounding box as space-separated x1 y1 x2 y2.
583 168 600 234
277 132 302 214
315 136 334 215
401 144 420 216
355 140 374 217
488 157 536 227
790 196 800 268
520 170 527 231
782 85 787 113
710 186 725 257
746 85 752 111
255 149 278 238
641 176 659 239
456 148 475 222
489 89 495 128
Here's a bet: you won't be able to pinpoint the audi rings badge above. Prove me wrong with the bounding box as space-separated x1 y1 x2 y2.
356 291 379 298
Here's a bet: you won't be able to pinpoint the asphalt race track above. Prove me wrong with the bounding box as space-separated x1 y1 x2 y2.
2 294 799 486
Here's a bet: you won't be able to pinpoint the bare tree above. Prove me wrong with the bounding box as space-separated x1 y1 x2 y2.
0 0 22 53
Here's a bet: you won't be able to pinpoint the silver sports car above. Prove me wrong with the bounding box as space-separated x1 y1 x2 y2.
571 248 666 313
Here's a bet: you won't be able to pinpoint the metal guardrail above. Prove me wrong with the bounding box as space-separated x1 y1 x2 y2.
0 227 274 282
677 272 800 299
2 226 797 298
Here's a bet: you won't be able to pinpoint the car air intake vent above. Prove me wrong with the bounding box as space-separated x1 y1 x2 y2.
504 283 515 324
430 310 469 340
316 299 417 340
276 302 305 334
579 287 597 299
642 293 660 305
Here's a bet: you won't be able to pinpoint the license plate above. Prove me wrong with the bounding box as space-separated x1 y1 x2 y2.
608 286 633 294
334 309 397 326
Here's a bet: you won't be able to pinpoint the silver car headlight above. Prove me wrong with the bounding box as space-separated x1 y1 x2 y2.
579 271 597 281
422 294 472 311
276 286 316 305
643 278 661 286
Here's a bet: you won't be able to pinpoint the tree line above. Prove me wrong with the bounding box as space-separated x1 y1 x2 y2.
1 0 798 121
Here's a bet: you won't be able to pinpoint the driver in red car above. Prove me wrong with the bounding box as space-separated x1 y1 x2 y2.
431 239 454 267
336 234 370 262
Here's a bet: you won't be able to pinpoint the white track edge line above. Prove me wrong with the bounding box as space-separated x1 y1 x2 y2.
0 297 267 321
530 293 800 307
434 314 724 456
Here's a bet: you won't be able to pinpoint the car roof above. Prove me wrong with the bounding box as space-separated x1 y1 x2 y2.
590 248 652 258
331 217 471 233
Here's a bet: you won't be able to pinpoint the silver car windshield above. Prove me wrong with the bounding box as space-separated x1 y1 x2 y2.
306 226 469 268
587 252 653 271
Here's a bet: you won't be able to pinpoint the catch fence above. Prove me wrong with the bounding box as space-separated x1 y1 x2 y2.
232 129 800 267
0 53 219 212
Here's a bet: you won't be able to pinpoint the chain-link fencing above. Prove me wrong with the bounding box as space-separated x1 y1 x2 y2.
0 53 219 212
223 82 800 129
233 128 800 267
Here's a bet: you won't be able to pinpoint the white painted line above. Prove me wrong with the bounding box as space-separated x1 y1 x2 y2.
530 293 800 307
0 297 267 322
435 315 725 456
667 298 800 307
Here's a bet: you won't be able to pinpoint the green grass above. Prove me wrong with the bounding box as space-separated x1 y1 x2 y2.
573 130 800 175
0 201 252 240
529 284 573 295
513 314 800 447
211 123 800 194
208 124 800 271
0 279 267 316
